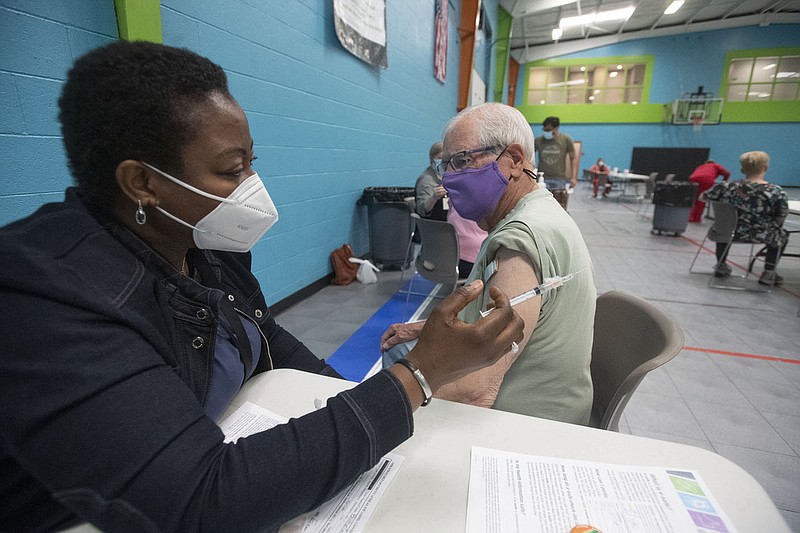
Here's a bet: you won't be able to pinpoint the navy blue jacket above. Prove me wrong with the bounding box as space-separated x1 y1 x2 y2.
0 189 413 532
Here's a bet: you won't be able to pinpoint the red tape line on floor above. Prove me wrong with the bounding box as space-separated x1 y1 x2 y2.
683 345 800 364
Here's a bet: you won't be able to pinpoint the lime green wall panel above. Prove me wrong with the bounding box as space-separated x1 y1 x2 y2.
718 46 800 123
114 0 162 43
521 55 655 124
493 7 512 103
722 101 800 123
517 103 664 124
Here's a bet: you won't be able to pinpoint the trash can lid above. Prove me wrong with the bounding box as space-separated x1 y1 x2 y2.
358 186 417 205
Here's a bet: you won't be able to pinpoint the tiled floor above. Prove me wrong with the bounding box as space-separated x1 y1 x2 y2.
276 183 800 531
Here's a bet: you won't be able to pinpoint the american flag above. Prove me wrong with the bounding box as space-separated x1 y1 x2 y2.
434 0 448 83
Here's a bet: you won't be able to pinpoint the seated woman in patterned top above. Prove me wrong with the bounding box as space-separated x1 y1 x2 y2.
704 151 789 285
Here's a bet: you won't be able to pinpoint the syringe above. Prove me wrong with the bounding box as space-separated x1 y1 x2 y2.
479 269 584 318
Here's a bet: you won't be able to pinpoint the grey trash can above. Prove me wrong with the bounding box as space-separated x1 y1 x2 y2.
357 187 416 269
651 181 698 236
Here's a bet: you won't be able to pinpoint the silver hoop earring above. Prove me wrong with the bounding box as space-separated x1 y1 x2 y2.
135 200 147 225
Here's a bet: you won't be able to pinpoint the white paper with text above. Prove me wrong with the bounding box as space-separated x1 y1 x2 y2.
467 446 736 533
219 401 404 533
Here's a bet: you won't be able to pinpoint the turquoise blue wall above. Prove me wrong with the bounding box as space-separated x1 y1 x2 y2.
0 2 118 223
1 0 465 304
517 24 800 186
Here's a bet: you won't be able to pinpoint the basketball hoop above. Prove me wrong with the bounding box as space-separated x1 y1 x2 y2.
691 116 704 132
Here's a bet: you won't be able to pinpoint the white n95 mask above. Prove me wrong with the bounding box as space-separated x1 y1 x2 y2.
142 162 279 252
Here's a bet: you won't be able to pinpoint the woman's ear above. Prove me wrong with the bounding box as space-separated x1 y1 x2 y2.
116 160 157 207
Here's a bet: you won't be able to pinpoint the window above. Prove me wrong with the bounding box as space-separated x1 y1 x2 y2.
526 61 647 105
725 54 800 102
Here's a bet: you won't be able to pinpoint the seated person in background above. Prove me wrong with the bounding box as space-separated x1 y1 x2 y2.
689 159 731 222
447 205 487 278
0 41 525 532
704 151 788 285
382 103 597 426
415 141 448 220
589 157 612 198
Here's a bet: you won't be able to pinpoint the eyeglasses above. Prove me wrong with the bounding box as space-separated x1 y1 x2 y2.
437 145 503 173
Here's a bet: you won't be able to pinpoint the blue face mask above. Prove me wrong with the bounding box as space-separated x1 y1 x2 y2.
543 130 554 140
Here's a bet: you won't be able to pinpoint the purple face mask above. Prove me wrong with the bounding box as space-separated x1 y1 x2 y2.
442 161 509 221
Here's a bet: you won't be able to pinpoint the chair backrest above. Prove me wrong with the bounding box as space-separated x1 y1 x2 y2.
411 214 460 286
708 202 738 243
590 291 685 431
582 169 597 182
664 173 676 183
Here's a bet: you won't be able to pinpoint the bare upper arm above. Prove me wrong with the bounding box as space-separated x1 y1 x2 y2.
486 246 541 355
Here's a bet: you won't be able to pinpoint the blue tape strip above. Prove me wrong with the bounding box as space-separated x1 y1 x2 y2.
326 275 438 382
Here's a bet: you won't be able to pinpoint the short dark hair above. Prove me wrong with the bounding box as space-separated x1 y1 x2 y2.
58 40 230 209
542 116 560 128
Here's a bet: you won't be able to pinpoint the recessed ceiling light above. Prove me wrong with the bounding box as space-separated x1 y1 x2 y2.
580 66 586 72
664 1 684 15
609 71 618 78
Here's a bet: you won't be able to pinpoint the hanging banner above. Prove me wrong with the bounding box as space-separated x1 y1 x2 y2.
433 0 448 83
333 0 387 69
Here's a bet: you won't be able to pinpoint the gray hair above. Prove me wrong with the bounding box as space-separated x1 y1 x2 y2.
442 103 534 162
739 151 769 175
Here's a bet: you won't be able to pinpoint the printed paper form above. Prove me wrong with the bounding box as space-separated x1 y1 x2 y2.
220 401 403 533
467 446 736 533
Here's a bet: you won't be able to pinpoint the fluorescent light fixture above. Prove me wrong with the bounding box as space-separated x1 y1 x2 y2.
777 71 799 78
664 1 684 15
560 6 635 27
595 6 635 23
560 13 594 27
552 28 563 40
762 63 777 70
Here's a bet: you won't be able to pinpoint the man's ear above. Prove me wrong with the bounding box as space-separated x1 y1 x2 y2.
505 143 526 174
116 160 157 207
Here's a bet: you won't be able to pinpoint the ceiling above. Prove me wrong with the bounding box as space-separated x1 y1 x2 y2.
498 0 800 63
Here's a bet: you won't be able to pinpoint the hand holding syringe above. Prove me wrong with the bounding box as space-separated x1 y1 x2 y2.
479 269 584 318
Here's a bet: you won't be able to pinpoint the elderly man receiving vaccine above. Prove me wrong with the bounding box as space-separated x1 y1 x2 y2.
381 103 596 425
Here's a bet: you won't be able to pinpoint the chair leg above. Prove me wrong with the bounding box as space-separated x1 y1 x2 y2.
398 227 417 289
688 236 711 274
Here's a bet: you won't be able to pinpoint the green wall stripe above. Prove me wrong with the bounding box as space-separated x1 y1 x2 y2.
114 0 162 43
517 103 664 124
493 6 512 103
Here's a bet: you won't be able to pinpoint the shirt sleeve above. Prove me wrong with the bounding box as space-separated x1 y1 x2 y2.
0 289 413 532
